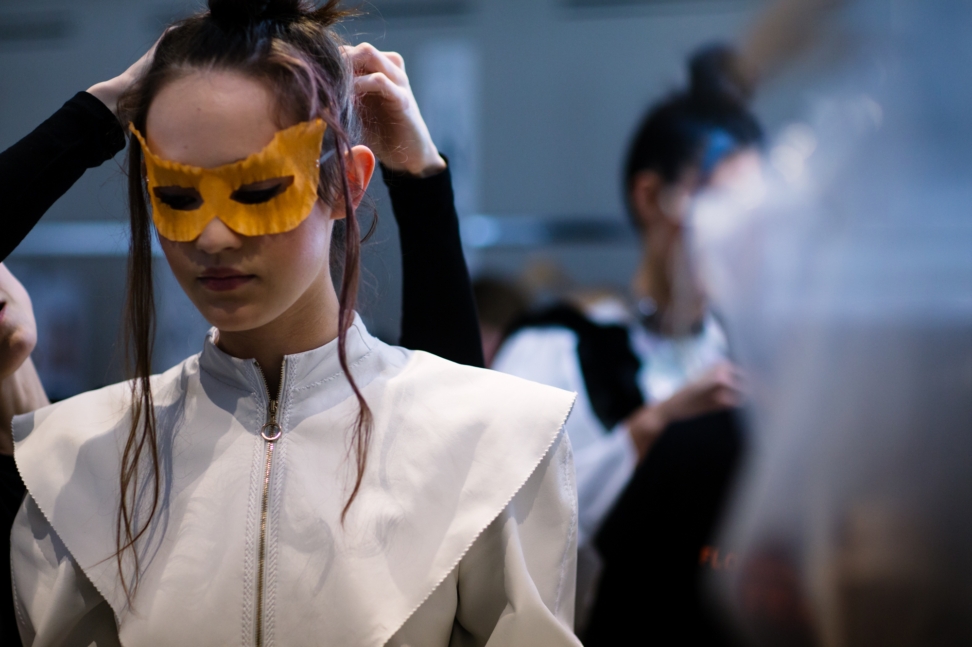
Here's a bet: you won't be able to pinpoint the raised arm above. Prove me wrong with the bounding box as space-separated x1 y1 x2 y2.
345 44 485 368
0 94 123 262
0 44 155 262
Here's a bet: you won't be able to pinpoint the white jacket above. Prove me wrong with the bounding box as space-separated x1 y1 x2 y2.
11 317 580 647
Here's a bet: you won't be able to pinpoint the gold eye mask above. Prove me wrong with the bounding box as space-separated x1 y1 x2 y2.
129 119 327 242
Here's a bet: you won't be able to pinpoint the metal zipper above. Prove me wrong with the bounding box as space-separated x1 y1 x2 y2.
254 360 286 647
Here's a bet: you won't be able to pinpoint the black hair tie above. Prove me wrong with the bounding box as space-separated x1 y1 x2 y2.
209 0 302 28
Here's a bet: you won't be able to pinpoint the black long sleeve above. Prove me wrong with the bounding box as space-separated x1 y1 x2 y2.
0 92 125 262
383 163 485 368
0 91 123 645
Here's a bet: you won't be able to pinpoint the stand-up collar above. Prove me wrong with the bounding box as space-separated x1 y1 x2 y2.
198 312 378 397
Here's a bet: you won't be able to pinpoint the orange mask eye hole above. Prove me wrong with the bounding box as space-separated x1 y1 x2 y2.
230 176 295 205
153 186 204 211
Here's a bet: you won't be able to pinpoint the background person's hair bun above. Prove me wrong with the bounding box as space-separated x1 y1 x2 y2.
208 0 303 28
688 43 754 107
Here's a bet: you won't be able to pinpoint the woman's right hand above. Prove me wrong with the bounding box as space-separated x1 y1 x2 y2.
0 264 37 382
343 43 447 178
625 362 743 460
87 38 160 117
0 264 48 455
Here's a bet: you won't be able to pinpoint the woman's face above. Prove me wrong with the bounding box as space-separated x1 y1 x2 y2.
0 264 37 380
645 148 764 229
146 69 345 334
707 148 763 198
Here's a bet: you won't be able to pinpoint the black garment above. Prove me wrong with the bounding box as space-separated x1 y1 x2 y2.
506 303 644 429
0 93 483 643
584 409 746 647
0 92 125 262
509 303 744 645
0 455 25 643
382 163 485 368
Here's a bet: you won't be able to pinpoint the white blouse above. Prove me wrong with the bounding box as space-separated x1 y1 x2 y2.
11 316 581 647
492 306 728 545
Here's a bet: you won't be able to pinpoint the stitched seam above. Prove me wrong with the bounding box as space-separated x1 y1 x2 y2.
292 349 376 392
10 366 200 626
10 483 120 618
264 438 286 647
379 393 577 645
241 433 264 646
263 357 294 647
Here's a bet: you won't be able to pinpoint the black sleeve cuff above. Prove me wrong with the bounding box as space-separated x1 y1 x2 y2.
378 158 450 188
71 91 127 164
379 160 456 228
0 91 127 262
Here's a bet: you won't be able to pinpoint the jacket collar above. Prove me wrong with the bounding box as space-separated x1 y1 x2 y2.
198 312 378 399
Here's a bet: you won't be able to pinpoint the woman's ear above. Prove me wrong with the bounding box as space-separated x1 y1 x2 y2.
330 145 375 220
630 170 665 230
347 145 376 208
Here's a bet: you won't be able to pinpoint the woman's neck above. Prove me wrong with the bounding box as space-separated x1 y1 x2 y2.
215 278 341 395
633 237 707 337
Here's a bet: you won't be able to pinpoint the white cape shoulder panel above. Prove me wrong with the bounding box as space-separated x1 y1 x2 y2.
11 317 580 647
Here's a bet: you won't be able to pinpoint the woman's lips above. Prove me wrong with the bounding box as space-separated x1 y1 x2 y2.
0 302 6 325
197 273 255 292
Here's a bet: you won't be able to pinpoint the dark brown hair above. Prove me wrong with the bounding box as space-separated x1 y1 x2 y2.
624 43 763 227
116 0 372 600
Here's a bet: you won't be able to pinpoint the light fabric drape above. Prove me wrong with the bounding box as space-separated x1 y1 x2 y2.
12 317 580 647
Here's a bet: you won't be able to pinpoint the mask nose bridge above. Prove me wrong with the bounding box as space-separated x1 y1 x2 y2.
145 119 326 241
199 170 238 233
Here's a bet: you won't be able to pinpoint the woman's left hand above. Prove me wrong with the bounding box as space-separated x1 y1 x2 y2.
343 43 447 178
87 36 161 118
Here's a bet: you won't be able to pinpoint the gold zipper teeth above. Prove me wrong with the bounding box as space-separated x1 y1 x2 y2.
254 360 286 647
255 439 274 647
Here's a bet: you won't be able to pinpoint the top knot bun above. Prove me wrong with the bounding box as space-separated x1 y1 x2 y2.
688 43 754 107
208 0 304 27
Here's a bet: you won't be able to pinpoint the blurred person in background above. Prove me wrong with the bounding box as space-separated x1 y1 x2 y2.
698 0 972 645
492 43 763 638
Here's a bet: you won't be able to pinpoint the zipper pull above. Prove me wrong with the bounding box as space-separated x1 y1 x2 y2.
262 399 282 442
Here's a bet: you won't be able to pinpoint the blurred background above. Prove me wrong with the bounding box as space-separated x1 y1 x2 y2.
0 0 823 400
4 2 970 643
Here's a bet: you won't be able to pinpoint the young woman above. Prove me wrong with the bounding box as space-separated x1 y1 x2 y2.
0 28 485 647
491 44 763 635
8 2 579 645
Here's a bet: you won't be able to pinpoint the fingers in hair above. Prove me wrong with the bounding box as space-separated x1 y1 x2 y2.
354 73 410 110
345 43 407 86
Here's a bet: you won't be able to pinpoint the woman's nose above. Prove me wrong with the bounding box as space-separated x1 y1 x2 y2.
195 217 243 254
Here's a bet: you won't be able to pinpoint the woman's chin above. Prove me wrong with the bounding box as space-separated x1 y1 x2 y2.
198 304 276 335
0 328 36 380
